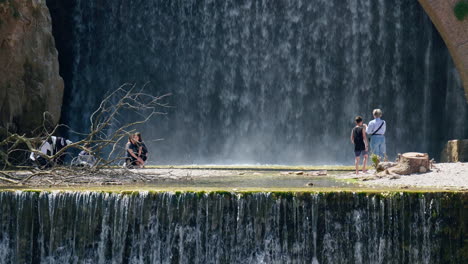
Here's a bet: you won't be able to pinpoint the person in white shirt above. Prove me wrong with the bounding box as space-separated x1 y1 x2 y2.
366 109 386 160
30 136 73 168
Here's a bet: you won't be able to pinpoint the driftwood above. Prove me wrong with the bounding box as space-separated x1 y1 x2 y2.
376 162 398 172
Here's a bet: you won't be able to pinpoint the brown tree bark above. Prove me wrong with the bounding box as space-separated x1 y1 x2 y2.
388 152 430 175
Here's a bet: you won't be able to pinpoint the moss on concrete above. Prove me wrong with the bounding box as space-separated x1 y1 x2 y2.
1 189 466 195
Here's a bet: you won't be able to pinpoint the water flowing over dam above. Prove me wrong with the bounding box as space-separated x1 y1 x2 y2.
0 191 466 263
47 0 468 164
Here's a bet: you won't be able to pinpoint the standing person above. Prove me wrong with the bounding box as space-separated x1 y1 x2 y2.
367 109 386 160
135 132 148 167
125 135 144 168
350 116 369 175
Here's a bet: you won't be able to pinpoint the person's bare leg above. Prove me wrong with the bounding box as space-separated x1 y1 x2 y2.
362 154 368 173
134 160 143 168
355 156 360 175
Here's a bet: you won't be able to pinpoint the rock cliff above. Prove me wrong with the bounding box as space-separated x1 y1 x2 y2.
0 0 63 135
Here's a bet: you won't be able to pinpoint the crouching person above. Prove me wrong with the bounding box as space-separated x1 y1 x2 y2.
135 132 148 168
125 134 144 168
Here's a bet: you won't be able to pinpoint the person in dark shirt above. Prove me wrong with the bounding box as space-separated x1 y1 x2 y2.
125 135 143 168
350 116 369 175
135 132 148 167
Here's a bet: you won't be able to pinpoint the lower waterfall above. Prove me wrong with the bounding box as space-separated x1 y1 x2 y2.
0 191 465 263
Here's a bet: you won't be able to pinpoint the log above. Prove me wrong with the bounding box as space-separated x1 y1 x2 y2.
376 162 398 172
388 152 430 175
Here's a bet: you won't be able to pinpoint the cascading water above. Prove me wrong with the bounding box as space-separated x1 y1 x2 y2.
47 0 468 164
0 191 465 263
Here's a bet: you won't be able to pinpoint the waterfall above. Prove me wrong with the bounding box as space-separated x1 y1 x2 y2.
47 0 468 164
0 191 466 263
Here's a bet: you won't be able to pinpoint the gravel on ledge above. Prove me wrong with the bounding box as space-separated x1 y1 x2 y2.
339 162 468 190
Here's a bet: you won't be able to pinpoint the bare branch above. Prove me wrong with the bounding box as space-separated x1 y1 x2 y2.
0 83 170 185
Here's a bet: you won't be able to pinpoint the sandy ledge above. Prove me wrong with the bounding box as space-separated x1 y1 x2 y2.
338 162 468 191
0 163 466 191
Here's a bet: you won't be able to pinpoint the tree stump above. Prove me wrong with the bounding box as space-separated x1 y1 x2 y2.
388 152 430 175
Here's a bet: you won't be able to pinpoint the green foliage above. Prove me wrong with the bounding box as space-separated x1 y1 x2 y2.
120 191 139 196
6 0 20 19
196 191 206 198
454 1 468 20
371 154 380 168
271 191 295 200
12 7 19 18
211 190 233 197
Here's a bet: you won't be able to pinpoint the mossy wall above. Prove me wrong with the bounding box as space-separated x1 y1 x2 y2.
0 191 466 263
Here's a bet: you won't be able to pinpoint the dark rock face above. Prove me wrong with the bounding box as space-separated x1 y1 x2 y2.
0 0 63 135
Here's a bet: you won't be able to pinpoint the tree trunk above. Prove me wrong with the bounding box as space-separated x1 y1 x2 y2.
388 152 430 175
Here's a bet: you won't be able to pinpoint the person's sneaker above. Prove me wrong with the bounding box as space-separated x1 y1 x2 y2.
122 160 133 169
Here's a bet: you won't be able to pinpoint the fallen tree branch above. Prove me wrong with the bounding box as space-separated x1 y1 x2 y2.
0 83 170 185
0 173 20 184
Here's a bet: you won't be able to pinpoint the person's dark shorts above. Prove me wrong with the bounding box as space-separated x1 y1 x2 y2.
354 150 368 157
